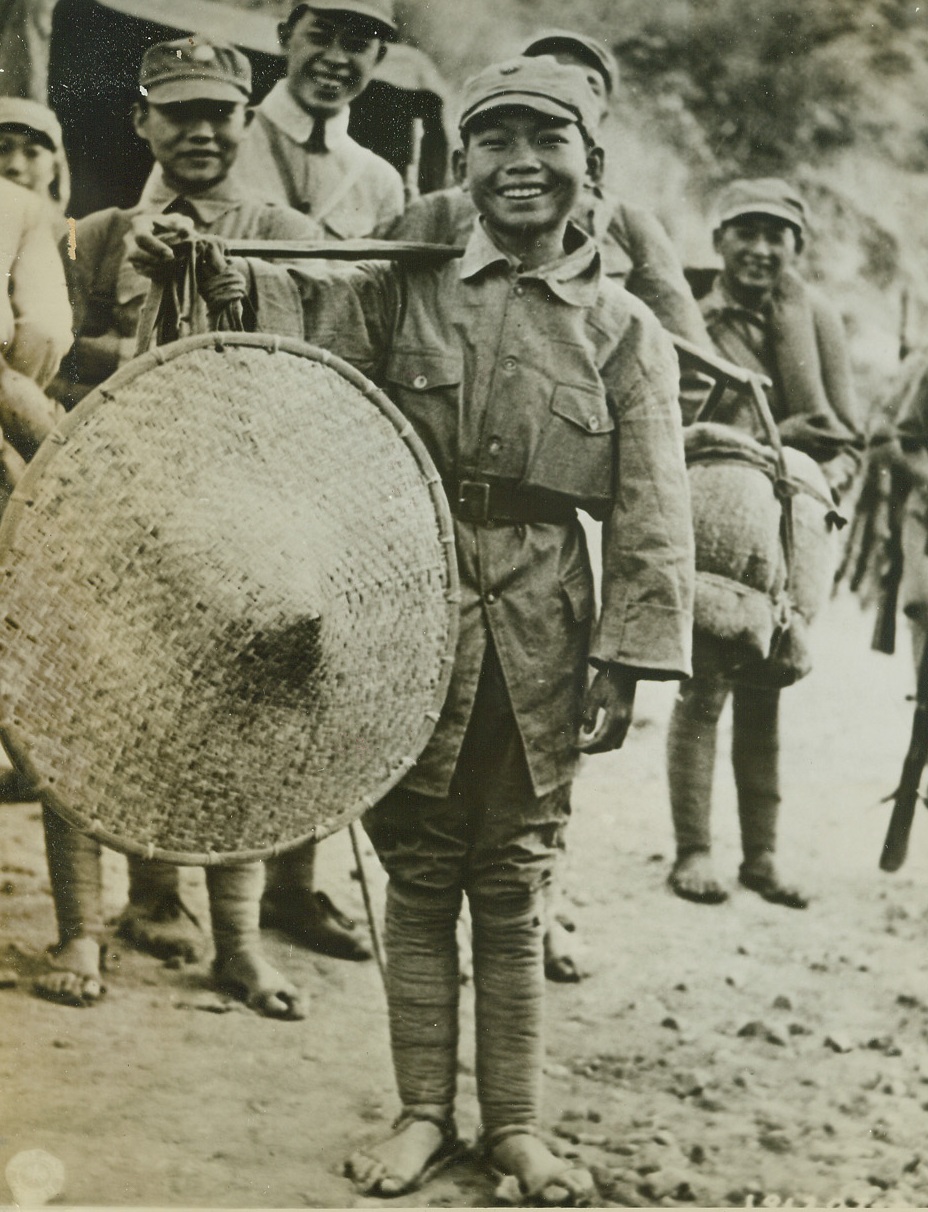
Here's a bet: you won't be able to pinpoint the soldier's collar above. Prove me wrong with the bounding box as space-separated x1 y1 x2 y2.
459 219 601 305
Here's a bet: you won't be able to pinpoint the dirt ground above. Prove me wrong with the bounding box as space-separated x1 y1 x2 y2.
2 590 928 1209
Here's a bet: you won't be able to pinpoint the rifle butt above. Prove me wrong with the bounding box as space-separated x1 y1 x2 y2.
880 790 917 872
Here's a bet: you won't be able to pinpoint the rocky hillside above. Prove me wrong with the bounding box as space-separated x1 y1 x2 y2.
397 0 928 406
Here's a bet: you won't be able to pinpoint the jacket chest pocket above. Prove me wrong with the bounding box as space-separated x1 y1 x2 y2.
384 349 464 476
527 382 616 501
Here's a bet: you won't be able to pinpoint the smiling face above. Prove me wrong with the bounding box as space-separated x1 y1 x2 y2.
280 9 386 118
132 99 252 194
0 128 57 199
714 213 801 304
462 108 592 267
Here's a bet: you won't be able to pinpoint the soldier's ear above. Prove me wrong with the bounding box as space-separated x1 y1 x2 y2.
712 226 724 254
131 102 149 141
451 146 466 186
244 107 255 129
586 145 604 186
376 41 389 64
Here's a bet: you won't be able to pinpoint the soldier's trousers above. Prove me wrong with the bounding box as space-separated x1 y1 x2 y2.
667 675 781 858
363 639 570 1141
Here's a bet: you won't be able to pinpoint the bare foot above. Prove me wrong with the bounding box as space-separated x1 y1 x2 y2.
260 889 371 961
544 916 580 983
739 855 808 909
34 937 105 1007
668 851 728 905
490 1133 594 1206
115 892 206 963
345 1117 462 1197
212 949 307 1020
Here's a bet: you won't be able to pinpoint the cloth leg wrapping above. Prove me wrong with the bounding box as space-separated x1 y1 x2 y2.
667 676 730 854
263 838 316 896
126 852 180 899
205 862 264 961
42 805 104 942
731 684 781 857
470 888 545 1140
384 879 461 1122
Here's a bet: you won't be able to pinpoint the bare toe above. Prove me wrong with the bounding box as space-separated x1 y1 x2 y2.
544 919 580 983
213 951 307 1021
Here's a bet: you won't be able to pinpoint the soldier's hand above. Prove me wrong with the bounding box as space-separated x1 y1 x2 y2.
577 664 638 754
127 213 196 279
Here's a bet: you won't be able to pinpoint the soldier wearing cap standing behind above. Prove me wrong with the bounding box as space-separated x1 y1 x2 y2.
37 36 330 1016
667 177 860 910
231 0 404 238
130 54 694 1201
390 27 709 348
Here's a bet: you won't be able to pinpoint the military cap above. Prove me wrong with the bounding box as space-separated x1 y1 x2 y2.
521 29 618 97
459 56 600 141
715 178 809 233
139 37 252 104
288 0 397 35
0 97 63 153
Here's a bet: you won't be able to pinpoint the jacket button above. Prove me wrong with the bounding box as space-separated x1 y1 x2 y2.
502 357 516 372
514 285 525 297
588 416 600 431
413 374 428 389
485 591 498 604
488 437 502 455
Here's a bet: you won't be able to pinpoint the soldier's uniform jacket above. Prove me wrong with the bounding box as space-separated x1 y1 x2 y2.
61 177 320 404
389 181 710 348
240 220 695 797
699 269 860 449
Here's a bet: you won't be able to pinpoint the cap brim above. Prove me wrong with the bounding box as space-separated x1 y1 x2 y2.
461 92 579 130
0 122 57 152
718 203 804 230
292 1 397 33
144 78 251 104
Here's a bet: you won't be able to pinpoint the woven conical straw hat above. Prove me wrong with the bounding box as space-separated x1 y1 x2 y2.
0 334 459 865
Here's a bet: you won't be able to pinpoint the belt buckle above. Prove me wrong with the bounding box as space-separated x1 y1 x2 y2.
458 480 490 524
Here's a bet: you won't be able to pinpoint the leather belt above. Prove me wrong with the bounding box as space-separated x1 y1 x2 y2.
448 479 574 526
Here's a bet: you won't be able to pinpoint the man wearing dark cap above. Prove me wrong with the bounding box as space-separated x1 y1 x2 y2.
131 53 693 1201
667 177 860 910
233 0 404 237
42 36 326 1017
389 27 708 348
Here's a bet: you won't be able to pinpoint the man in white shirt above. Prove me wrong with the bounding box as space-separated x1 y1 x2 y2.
234 0 404 238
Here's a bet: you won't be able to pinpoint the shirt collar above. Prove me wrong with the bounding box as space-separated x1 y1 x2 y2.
701 274 770 328
259 79 352 150
459 219 601 306
139 169 245 224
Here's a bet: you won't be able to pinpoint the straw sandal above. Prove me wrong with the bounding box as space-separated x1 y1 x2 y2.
739 861 808 910
34 938 107 1008
345 1112 466 1198
485 1126 595 1207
